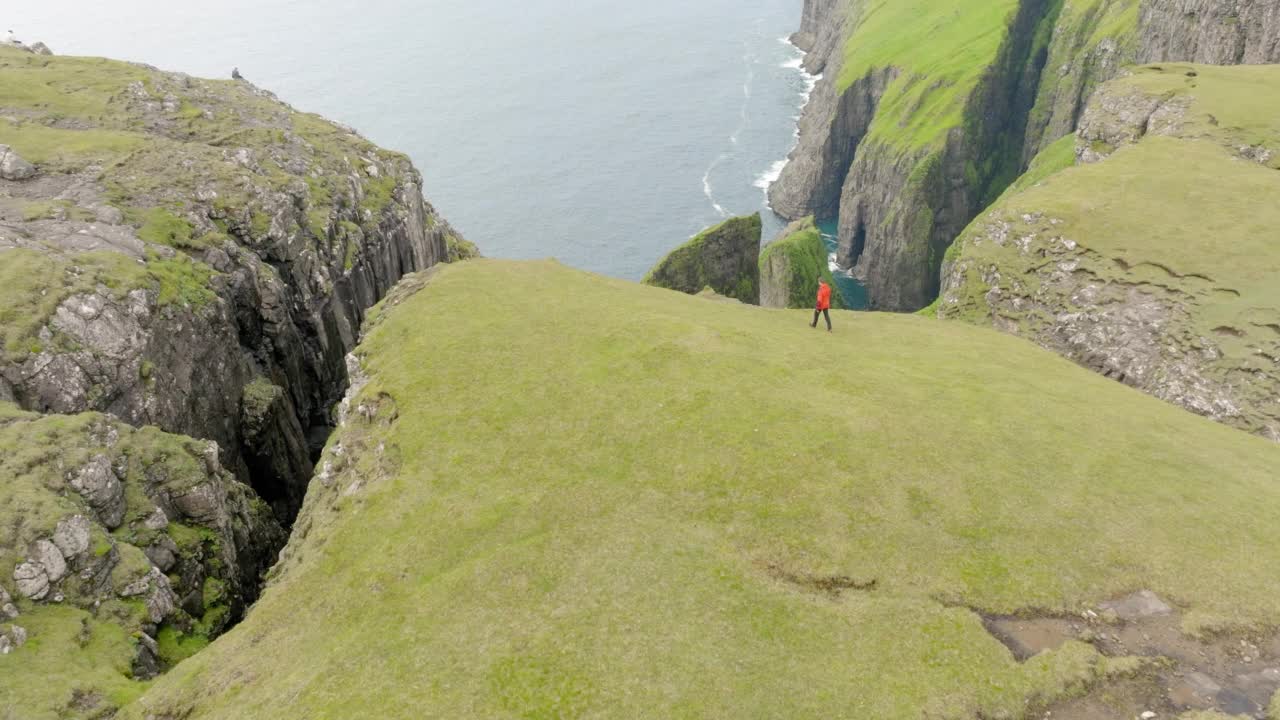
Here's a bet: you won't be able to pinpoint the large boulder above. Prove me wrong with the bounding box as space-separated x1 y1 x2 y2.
0 145 36 180
643 213 762 304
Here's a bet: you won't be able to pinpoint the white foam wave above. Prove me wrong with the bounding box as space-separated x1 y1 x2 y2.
781 56 804 71
753 159 788 190
703 156 729 217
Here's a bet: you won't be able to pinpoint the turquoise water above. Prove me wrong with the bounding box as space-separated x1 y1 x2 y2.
817 219 869 310
10 0 815 281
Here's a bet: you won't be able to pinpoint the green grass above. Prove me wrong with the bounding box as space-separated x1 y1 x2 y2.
0 118 146 170
758 217 843 309
127 260 1280 719
839 0 1022 149
840 0 1139 151
1002 133 1077 196
0 605 150 719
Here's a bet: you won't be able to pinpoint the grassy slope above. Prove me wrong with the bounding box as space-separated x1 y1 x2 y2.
839 0 1019 150
758 217 843 309
842 0 1138 152
129 260 1280 719
941 63 1280 434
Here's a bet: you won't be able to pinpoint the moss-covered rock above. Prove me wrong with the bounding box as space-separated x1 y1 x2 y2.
939 63 1280 442
759 217 843 309
643 213 762 304
0 403 283 718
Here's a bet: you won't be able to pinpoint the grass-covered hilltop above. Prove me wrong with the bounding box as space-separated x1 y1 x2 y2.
2 1 1280 718
127 261 1280 719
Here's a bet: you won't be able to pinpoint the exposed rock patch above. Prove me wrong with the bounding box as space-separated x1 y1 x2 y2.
985 591 1280 719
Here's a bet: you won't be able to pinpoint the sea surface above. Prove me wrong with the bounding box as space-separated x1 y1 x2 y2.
9 0 844 285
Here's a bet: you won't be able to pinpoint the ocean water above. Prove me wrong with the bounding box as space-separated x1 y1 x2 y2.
9 0 820 281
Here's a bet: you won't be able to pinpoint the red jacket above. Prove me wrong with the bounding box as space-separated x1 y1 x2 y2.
816 282 832 311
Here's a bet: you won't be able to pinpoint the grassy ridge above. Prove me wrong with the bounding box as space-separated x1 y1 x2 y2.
940 63 1280 438
128 260 1280 719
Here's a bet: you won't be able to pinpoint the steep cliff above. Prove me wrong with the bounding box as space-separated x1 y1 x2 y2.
939 63 1280 441
1137 0 1280 64
0 47 461 522
0 46 464 714
643 213 762 303
125 260 1280 719
0 403 285 718
758 217 843 309
771 0 1278 311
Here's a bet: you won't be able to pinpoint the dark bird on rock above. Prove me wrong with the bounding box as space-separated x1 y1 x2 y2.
231 67 243 80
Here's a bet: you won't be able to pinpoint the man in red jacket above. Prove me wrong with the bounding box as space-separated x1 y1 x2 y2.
810 280 833 332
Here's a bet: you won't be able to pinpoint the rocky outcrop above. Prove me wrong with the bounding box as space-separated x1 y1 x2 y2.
1138 0 1280 64
0 404 284 698
643 214 762 303
939 64 1280 441
0 48 464 524
759 217 841 309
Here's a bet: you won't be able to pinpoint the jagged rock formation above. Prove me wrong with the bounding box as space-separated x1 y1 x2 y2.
0 403 284 715
771 0 1279 311
0 47 462 523
939 63 1280 441
643 213 762 304
759 217 842 309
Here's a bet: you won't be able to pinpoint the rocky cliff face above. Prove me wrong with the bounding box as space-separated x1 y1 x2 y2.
643 213 762 304
939 63 1280 442
771 0 1276 311
0 47 461 524
1138 0 1280 63
0 46 464 714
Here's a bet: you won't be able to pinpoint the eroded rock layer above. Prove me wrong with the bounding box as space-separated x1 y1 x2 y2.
0 47 462 521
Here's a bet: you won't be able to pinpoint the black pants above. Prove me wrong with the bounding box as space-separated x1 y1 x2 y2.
811 308 831 330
